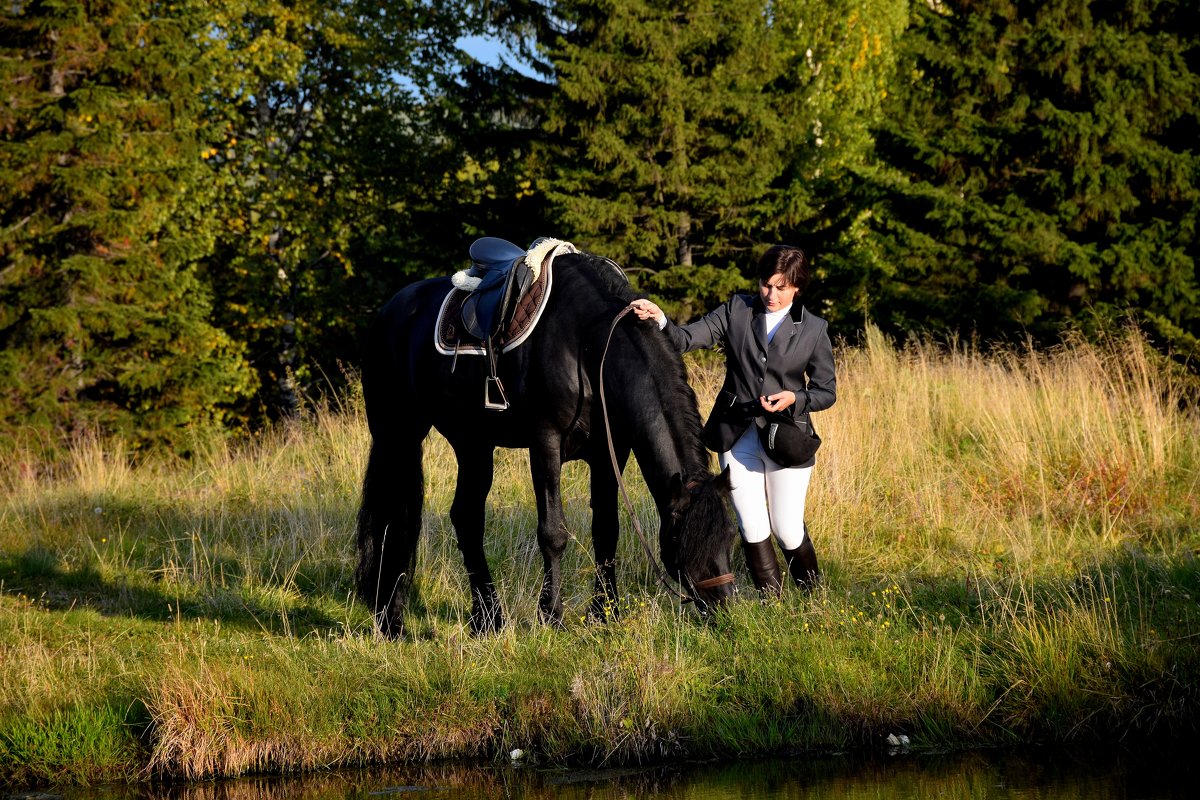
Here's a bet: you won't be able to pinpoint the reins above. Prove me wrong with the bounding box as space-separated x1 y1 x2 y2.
597 304 736 604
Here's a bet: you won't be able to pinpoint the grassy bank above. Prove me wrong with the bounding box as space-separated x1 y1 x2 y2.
2 328 1198 787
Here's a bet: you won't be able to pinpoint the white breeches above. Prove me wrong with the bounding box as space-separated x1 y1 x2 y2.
719 425 813 549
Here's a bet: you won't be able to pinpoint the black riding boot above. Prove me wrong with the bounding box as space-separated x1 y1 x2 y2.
782 530 820 591
742 539 782 599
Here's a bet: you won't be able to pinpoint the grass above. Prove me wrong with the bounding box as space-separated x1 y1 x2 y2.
1 326 1198 787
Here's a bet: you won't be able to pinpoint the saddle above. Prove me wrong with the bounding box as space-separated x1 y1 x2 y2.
458 237 532 341
436 237 576 409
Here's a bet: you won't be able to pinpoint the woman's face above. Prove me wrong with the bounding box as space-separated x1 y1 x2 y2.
759 273 799 312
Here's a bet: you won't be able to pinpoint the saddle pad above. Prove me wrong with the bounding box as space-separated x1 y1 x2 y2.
435 240 572 356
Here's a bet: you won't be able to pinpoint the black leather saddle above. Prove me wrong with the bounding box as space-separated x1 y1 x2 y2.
441 237 550 410
459 237 535 341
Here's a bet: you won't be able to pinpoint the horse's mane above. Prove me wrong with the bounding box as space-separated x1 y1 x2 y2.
569 254 733 569
569 251 713 480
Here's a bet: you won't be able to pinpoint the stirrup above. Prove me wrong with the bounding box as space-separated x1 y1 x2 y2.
484 376 509 410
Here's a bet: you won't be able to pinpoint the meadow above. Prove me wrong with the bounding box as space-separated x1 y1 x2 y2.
2 327 1198 787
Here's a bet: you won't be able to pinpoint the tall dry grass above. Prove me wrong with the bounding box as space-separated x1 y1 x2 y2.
813 326 1197 576
1 326 1197 786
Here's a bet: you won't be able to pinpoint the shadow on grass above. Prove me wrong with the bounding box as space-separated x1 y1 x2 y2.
0 483 372 637
0 545 347 638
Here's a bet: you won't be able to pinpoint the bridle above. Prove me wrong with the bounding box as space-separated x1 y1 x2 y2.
597 304 736 604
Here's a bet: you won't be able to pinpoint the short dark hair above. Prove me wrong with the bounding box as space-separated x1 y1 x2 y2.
756 245 809 294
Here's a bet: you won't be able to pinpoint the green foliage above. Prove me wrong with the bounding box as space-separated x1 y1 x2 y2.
0 1 257 450
415 58 553 261
538 0 907 320
849 0 1200 345
543 0 791 267
4 0 1198 447
193 1 474 420
637 262 754 322
762 0 908 321
0 702 144 786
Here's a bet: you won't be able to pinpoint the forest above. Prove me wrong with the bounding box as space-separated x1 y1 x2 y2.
3 0 1198 452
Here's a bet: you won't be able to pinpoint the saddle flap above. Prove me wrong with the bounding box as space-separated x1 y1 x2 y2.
468 237 526 267
460 259 532 341
460 293 487 341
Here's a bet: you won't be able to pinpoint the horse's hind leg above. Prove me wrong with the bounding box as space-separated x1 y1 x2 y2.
356 431 426 639
450 445 505 635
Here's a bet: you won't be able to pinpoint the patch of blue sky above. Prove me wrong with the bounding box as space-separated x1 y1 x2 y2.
457 34 541 77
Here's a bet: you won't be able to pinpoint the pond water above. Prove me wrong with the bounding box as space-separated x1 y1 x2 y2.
12 744 1193 800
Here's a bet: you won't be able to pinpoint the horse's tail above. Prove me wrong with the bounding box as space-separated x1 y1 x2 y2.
355 434 424 638
354 298 427 639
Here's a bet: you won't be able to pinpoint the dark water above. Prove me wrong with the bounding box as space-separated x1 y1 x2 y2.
11 746 1194 800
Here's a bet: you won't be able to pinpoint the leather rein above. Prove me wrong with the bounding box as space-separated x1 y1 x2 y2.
597 304 737 604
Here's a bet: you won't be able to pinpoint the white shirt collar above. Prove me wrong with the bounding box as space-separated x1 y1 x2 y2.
764 304 793 343
765 304 792 321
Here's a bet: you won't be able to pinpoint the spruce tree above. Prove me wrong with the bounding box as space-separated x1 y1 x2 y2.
538 0 907 319
539 0 790 317
0 1 256 449
855 0 1200 347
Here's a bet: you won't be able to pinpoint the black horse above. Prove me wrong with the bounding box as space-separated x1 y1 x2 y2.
355 245 738 637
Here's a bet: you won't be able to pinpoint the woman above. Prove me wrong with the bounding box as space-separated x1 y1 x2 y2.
631 245 836 597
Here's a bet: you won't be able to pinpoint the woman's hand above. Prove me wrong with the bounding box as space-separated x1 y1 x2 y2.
760 391 796 413
630 298 665 323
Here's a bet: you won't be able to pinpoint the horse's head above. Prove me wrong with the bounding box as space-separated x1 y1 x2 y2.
664 468 738 611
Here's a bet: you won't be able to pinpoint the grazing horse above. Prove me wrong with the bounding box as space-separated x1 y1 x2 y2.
355 244 737 637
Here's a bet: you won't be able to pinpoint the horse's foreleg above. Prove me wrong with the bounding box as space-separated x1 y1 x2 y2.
588 447 627 622
530 441 569 627
450 446 504 635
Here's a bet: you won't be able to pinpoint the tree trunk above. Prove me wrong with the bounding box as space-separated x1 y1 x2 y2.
676 212 693 266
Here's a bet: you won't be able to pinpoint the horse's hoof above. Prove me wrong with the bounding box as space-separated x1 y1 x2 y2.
376 612 406 641
537 606 565 629
470 606 505 636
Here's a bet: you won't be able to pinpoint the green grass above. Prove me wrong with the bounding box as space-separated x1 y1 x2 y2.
2 327 1198 787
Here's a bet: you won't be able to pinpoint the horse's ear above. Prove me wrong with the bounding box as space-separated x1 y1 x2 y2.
714 465 733 494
